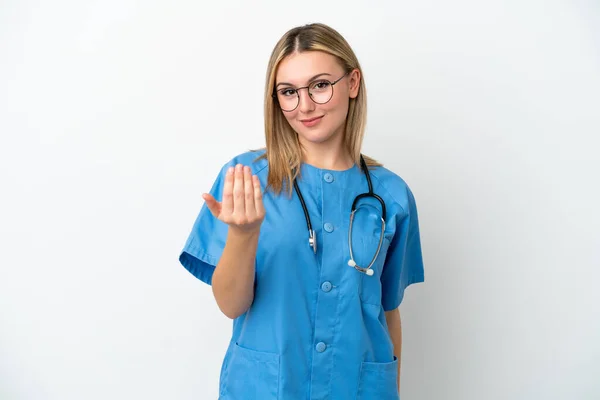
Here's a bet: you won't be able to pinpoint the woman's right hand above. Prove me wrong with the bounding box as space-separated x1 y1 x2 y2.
203 164 265 235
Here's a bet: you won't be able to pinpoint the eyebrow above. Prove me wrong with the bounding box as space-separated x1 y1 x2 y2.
275 73 332 89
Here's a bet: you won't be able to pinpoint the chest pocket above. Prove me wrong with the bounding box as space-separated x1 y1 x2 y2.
357 235 392 306
349 208 393 306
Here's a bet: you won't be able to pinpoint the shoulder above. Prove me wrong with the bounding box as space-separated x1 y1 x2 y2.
218 148 269 176
368 165 418 217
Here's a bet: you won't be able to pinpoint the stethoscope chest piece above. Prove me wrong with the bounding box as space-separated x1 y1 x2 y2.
309 229 317 254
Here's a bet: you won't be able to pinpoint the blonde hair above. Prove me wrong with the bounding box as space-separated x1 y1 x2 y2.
256 22 381 196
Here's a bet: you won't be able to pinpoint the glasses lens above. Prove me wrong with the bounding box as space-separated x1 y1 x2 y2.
277 89 299 112
309 80 333 104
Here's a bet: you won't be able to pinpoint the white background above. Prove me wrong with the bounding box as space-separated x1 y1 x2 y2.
1 1 599 399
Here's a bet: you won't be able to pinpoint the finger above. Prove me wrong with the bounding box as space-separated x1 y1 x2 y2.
253 175 265 216
202 193 221 217
233 164 246 217
221 166 235 215
243 166 255 217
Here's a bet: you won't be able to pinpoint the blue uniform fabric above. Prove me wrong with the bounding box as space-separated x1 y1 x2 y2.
179 149 424 400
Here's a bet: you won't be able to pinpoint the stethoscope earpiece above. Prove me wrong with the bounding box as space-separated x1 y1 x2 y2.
348 259 375 276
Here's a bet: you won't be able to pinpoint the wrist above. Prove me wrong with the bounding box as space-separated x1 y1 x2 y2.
227 226 260 242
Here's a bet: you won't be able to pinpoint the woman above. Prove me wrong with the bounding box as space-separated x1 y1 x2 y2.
179 22 424 400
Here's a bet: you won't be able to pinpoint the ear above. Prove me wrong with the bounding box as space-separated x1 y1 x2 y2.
348 68 361 99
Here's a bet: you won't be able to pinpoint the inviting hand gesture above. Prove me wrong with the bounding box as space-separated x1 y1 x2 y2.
202 164 265 234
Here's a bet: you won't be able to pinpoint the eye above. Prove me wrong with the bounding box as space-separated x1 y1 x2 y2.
311 80 331 91
280 88 297 97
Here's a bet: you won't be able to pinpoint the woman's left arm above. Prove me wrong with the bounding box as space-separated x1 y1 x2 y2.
385 308 402 392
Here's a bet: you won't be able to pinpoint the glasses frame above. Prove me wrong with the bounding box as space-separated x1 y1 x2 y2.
272 71 350 112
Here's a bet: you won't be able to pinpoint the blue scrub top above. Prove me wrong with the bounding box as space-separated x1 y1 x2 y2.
179 149 424 400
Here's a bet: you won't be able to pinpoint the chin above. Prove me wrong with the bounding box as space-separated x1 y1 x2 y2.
295 122 341 142
297 129 335 144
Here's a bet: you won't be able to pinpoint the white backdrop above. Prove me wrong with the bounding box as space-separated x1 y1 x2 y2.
1 1 599 399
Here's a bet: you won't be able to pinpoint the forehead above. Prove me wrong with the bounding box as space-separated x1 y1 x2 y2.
276 51 342 84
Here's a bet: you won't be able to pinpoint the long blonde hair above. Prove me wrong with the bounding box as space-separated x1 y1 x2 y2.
256 22 381 197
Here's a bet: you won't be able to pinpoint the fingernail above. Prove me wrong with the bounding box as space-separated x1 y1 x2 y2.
228 167 234 174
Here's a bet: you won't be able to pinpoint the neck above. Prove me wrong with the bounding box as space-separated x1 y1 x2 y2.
299 127 354 171
301 142 354 171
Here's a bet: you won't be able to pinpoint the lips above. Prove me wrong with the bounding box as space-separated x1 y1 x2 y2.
300 115 324 127
300 116 323 123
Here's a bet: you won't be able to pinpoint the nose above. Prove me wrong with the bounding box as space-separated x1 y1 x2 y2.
297 88 315 113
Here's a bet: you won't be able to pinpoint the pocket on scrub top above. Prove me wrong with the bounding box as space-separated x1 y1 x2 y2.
357 235 391 306
221 342 280 400
356 356 399 400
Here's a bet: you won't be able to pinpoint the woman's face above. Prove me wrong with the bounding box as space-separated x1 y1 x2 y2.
274 51 360 146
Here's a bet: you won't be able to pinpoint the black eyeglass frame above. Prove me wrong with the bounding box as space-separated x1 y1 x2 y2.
272 71 350 112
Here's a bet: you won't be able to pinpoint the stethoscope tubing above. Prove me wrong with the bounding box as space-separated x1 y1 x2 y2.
293 154 386 276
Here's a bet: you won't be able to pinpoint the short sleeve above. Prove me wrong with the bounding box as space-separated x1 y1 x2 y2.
178 164 230 285
380 186 425 311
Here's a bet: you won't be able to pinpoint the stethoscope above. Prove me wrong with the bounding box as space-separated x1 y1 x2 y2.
293 155 387 276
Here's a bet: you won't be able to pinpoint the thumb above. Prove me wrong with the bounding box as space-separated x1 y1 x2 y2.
202 193 221 217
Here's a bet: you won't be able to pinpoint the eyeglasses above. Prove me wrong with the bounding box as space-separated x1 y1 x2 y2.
273 72 349 112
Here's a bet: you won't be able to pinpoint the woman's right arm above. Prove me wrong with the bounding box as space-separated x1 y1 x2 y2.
211 229 258 319
203 164 265 319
